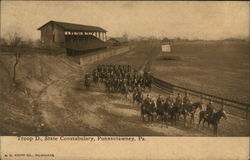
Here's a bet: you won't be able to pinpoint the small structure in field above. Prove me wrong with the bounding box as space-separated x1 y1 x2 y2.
106 37 128 47
37 20 108 55
161 37 171 53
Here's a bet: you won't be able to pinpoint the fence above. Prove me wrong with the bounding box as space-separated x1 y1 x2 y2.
152 76 250 119
80 46 131 65
0 45 66 55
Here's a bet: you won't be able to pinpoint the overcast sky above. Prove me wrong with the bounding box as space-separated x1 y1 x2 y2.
1 1 249 40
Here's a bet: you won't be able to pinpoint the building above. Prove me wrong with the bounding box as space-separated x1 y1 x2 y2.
161 37 171 53
37 20 108 53
106 37 128 46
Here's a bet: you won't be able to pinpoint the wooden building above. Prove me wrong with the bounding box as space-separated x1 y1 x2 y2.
106 37 128 47
37 20 108 55
161 37 171 53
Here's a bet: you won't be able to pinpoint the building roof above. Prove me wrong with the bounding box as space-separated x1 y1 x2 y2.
108 37 128 43
37 20 107 32
162 37 170 42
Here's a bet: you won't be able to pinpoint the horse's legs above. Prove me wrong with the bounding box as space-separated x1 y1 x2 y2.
171 114 174 126
184 114 187 127
175 115 177 126
202 120 206 128
192 114 195 124
161 115 164 128
174 115 177 126
160 115 163 128
165 114 168 128
150 114 153 122
214 124 218 136
190 114 193 124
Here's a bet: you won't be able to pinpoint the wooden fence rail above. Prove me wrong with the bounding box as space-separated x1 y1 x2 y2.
152 76 250 119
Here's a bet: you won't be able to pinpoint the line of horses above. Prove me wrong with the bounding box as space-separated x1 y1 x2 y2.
133 93 227 136
84 64 228 136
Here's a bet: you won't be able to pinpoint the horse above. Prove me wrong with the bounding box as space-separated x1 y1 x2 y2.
121 84 129 98
156 101 169 128
179 103 189 127
132 91 143 106
141 101 154 122
198 108 227 136
144 79 152 92
93 73 99 85
169 102 182 126
180 102 202 127
84 78 91 89
186 102 203 124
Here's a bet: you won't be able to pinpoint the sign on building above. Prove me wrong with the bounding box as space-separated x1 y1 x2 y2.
161 44 171 52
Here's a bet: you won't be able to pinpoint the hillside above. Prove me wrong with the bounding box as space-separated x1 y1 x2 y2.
0 53 80 135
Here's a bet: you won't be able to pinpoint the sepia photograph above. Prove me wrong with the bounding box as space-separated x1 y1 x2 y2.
0 1 249 159
0 0 249 137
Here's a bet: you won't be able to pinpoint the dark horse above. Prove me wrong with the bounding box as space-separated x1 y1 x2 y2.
198 108 227 136
121 84 129 98
180 102 203 126
141 101 154 122
144 79 152 92
168 102 181 126
132 91 143 106
156 101 170 128
93 73 99 85
84 78 91 89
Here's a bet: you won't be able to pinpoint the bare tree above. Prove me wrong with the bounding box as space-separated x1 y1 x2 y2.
12 49 21 83
122 32 128 41
8 33 22 83
9 33 22 46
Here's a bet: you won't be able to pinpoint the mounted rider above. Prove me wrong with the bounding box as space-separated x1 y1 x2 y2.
165 95 173 105
156 95 163 108
156 95 165 118
182 92 190 110
206 100 214 118
85 72 90 80
183 92 190 105
175 93 182 106
144 94 151 105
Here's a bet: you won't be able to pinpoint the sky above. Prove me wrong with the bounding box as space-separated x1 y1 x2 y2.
1 1 249 40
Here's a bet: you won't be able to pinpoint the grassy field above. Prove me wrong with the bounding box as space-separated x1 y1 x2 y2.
151 40 250 104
